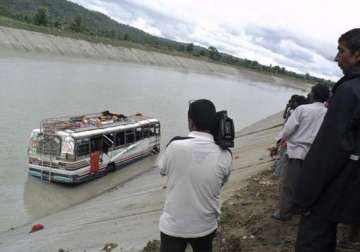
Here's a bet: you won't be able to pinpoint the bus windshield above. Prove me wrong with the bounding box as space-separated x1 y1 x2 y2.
28 131 62 156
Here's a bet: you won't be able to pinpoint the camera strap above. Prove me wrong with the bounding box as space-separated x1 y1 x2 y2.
224 148 232 156
166 136 194 147
166 136 233 156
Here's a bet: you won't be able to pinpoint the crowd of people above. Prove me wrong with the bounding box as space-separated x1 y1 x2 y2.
272 84 329 222
154 28 360 252
271 28 360 251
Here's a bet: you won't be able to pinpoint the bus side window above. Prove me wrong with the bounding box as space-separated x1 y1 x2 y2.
77 139 90 157
155 123 160 136
136 127 143 141
143 126 150 138
90 136 102 152
150 125 155 136
126 129 135 144
103 134 114 154
115 131 125 146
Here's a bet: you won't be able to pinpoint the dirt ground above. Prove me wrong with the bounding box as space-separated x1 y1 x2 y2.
141 168 360 252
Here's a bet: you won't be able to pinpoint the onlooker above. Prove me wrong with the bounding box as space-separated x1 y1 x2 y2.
272 84 329 221
283 95 298 120
156 99 232 252
294 28 360 252
283 95 308 121
274 95 308 177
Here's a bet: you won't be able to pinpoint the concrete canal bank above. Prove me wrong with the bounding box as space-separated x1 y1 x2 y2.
0 25 311 91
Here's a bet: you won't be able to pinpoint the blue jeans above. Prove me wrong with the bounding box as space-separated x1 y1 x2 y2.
275 146 287 177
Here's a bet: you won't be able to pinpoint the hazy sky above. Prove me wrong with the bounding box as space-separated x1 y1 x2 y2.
69 0 360 80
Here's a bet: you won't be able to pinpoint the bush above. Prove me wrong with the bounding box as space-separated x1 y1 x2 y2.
33 7 48 26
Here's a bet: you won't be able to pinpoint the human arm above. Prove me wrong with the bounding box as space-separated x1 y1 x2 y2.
281 107 301 140
155 146 171 176
219 150 233 186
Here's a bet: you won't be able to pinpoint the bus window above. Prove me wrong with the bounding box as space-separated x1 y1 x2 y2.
103 134 114 154
150 125 155 136
115 131 125 146
143 126 154 138
143 125 155 137
37 134 62 156
143 127 149 138
28 131 40 155
136 127 143 141
76 138 90 157
90 136 102 152
155 123 161 136
126 129 135 144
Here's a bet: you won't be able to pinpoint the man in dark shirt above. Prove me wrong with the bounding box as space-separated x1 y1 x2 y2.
294 28 360 252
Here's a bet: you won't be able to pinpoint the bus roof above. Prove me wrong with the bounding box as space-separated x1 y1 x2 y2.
39 112 159 138
71 118 159 138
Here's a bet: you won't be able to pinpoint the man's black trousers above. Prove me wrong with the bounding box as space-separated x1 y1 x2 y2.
160 230 216 252
296 211 337 252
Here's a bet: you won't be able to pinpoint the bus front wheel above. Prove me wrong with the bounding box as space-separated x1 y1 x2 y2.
107 163 116 173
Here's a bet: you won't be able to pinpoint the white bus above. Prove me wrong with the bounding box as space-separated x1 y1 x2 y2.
27 112 160 184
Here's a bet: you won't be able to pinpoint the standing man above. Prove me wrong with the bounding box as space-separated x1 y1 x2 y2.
156 99 232 252
295 28 360 252
272 84 329 221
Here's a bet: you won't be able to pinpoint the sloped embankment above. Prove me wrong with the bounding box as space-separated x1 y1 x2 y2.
0 25 312 91
142 170 360 252
0 25 237 75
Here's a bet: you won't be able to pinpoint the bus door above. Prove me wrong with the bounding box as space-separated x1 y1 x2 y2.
103 133 114 159
90 136 102 173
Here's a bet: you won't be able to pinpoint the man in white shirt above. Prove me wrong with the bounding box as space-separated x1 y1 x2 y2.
156 99 232 252
272 84 329 221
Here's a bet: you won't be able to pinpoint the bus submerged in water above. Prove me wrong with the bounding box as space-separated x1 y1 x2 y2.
27 111 160 184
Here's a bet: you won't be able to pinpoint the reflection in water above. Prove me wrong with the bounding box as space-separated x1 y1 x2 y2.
23 155 157 221
23 176 76 219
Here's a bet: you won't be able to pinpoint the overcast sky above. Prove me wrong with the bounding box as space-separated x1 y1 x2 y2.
69 0 359 80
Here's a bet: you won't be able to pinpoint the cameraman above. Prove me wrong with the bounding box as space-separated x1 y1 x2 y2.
156 99 232 252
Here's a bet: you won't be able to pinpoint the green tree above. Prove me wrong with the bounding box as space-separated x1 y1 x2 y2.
208 46 220 60
186 43 194 53
33 7 48 26
109 30 116 38
0 7 11 17
70 16 83 32
54 21 62 29
23 15 32 23
272 65 281 73
199 50 207 56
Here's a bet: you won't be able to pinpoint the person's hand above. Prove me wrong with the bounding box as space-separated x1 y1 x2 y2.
267 146 278 159
280 138 287 147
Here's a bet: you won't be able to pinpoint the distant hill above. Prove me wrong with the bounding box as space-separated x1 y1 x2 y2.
0 0 334 86
0 0 182 47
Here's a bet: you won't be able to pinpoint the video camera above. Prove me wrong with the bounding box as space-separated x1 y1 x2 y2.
211 110 235 149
